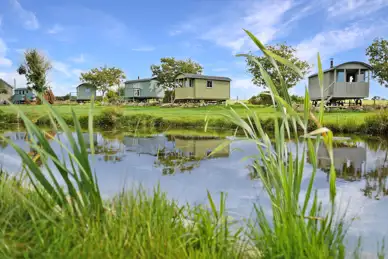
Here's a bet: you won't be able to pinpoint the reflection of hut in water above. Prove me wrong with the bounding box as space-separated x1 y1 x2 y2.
5 132 28 141
174 138 230 158
82 133 98 147
123 136 170 155
316 143 366 180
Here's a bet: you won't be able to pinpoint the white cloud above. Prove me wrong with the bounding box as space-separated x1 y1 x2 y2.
230 77 262 100
169 24 194 36
14 48 25 54
69 54 85 63
50 81 77 96
0 38 12 67
169 30 182 36
171 0 317 53
47 24 64 34
296 22 387 63
327 0 388 20
52 61 72 77
131 46 155 52
231 78 256 90
71 69 85 77
0 71 27 88
10 0 39 30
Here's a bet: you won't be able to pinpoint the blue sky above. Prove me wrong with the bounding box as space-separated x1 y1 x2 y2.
0 0 388 99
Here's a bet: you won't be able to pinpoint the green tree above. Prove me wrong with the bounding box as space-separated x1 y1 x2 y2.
80 66 126 97
17 49 52 93
245 43 310 93
150 57 203 91
366 38 388 87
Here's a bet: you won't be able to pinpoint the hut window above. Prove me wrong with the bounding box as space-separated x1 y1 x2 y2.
134 89 140 97
85 88 90 93
207 81 213 88
364 70 369 82
189 79 194 87
336 70 344 82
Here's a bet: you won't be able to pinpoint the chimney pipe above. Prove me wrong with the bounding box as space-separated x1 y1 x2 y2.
138 76 140 80
330 58 334 68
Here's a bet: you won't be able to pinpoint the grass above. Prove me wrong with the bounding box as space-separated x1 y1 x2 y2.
0 174 250 258
0 103 377 134
0 29 386 258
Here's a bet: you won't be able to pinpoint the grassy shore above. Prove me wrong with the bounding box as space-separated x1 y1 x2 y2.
1 173 255 258
0 104 381 135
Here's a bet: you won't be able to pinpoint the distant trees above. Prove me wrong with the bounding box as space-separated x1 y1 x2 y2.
150 57 203 90
244 43 310 94
80 66 126 97
17 49 52 93
366 38 388 87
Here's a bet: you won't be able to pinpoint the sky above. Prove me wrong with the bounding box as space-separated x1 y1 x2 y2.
0 0 388 99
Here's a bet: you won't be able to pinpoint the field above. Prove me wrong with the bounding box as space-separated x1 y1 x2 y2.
0 104 376 127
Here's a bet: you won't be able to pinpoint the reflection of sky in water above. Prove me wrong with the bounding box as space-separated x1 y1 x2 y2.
1 131 388 253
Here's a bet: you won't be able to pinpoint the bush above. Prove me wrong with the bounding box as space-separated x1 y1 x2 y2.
95 107 124 128
290 94 304 104
106 90 119 103
248 91 272 105
365 111 388 135
163 90 175 103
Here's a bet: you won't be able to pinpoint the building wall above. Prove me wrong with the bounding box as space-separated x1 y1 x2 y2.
125 80 164 99
0 87 12 102
175 138 230 158
308 72 333 100
123 136 170 155
175 87 195 100
77 84 96 100
11 89 35 102
333 82 369 98
194 79 230 100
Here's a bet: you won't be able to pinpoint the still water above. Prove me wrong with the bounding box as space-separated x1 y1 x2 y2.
1 130 388 252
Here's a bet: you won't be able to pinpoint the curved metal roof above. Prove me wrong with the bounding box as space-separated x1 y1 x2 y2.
76 83 95 89
177 73 232 82
308 61 372 78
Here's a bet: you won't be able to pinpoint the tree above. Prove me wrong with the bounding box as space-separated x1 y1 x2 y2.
245 43 310 93
366 38 388 87
80 66 126 97
150 57 203 90
17 49 52 93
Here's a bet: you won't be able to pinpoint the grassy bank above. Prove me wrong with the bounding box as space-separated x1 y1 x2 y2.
0 104 384 135
1 173 253 258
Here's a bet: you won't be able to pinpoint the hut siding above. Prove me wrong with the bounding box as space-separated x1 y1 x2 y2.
308 62 371 101
175 77 230 100
125 80 164 99
333 82 369 98
194 79 230 100
77 84 96 100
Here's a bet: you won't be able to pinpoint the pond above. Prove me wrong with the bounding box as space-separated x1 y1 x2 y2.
1 130 388 253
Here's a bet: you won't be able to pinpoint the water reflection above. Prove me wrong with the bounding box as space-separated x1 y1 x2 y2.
1 130 388 201
314 141 388 200
123 135 230 175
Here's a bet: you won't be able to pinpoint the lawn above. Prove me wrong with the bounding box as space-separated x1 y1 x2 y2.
0 104 375 126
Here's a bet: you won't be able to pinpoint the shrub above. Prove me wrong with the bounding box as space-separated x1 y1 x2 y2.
163 90 175 103
248 91 272 105
365 111 388 135
95 107 124 128
290 94 304 104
